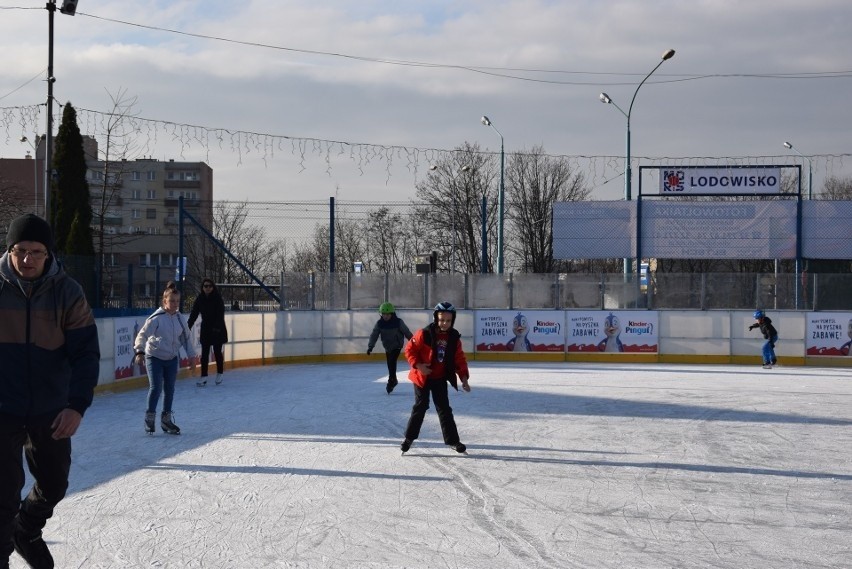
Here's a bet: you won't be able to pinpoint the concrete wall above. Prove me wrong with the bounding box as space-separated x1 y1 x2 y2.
93 310 849 390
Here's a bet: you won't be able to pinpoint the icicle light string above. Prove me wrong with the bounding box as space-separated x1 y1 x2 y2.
2 103 850 189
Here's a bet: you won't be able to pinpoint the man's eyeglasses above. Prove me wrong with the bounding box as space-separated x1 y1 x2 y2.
203 283 214 288
10 247 48 261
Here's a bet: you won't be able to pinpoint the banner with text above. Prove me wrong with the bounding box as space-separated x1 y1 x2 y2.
641 200 797 259
475 311 566 352
567 311 658 353
658 167 781 195
805 313 852 356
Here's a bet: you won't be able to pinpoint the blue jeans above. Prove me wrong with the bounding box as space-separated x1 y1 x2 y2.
145 355 178 413
762 335 778 365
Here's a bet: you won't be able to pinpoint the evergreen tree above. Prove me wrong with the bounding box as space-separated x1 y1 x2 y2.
51 102 93 254
67 212 95 255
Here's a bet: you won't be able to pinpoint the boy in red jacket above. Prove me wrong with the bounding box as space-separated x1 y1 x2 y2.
401 302 470 454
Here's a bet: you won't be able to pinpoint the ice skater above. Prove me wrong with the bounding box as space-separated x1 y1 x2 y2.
400 302 470 454
134 282 197 434
367 302 413 393
749 309 778 368
188 278 228 386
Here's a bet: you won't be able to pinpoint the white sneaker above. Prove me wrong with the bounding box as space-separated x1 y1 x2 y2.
215 373 223 385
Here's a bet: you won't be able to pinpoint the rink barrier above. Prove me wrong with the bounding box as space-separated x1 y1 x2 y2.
93 309 852 392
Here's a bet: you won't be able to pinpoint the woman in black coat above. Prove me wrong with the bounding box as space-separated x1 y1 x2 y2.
188 279 228 385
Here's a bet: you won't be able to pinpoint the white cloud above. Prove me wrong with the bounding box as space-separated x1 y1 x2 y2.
1 0 851 203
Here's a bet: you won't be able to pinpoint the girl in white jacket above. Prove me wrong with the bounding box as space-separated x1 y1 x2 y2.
134 282 197 434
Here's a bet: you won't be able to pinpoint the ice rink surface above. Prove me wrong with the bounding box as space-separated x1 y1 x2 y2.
13 362 851 568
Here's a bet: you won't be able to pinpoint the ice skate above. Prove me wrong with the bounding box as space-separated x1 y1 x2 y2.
161 411 181 435
762 364 773 369
144 411 155 434
13 527 53 569
196 377 207 387
449 442 467 454
386 377 398 394
215 373 223 385
400 439 412 454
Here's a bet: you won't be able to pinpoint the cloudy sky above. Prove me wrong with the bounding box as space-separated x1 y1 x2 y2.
1 0 851 203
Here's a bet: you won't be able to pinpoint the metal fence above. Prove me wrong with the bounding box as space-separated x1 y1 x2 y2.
87 270 852 313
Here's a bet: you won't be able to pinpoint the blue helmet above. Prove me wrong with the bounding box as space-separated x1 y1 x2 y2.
753 310 764 319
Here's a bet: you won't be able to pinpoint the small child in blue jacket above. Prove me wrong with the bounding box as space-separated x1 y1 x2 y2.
749 310 778 369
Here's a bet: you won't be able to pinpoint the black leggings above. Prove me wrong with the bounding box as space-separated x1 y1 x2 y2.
385 348 401 380
404 377 460 445
200 342 224 376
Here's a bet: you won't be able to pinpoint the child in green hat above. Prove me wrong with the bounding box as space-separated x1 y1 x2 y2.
367 302 413 393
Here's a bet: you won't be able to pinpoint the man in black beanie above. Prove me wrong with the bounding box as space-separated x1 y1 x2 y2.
0 213 100 568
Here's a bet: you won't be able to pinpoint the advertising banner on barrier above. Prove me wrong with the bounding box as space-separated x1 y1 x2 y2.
805 313 852 356
475 310 565 352
567 311 658 353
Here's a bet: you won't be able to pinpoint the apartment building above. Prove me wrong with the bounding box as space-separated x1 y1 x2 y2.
0 136 214 304
90 154 214 302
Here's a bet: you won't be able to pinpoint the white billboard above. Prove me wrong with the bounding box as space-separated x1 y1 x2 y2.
553 201 634 259
659 167 781 195
640 201 797 259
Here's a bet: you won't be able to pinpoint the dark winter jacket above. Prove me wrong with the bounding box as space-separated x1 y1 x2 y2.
750 317 778 341
368 314 412 352
188 289 228 345
0 252 100 421
405 324 469 391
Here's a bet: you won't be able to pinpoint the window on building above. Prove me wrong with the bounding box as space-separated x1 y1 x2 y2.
131 209 141 219
132 189 142 200
147 171 156 181
146 209 157 219
131 171 141 181
146 189 156 200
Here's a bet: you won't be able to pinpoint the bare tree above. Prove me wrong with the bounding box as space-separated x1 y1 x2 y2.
414 142 498 273
821 175 852 199
0 176 31 239
361 206 422 272
90 88 141 303
506 145 590 273
290 224 330 273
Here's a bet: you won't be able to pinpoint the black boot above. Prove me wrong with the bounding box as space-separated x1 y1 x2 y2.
386 377 398 394
13 527 54 569
161 412 180 435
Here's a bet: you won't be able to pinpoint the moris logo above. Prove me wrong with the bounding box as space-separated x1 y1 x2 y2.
663 170 684 192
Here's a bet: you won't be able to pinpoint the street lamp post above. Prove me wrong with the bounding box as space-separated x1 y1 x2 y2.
44 0 79 223
599 48 675 274
480 116 505 274
783 141 813 200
